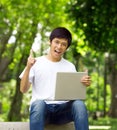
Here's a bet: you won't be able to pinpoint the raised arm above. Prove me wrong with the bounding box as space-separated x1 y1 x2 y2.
20 49 36 93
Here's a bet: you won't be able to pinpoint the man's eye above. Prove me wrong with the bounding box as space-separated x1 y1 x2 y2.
62 43 67 47
55 41 59 44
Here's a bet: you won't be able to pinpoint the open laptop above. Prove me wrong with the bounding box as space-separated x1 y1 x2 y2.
54 72 87 100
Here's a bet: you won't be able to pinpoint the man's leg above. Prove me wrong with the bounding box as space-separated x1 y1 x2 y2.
71 100 89 130
30 100 46 130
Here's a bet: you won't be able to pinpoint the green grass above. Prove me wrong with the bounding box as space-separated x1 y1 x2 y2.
89 117 117 130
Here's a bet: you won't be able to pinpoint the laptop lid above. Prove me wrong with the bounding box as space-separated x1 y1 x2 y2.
54 72 87 100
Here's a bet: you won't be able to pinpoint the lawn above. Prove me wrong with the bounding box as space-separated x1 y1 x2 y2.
89 117 117 130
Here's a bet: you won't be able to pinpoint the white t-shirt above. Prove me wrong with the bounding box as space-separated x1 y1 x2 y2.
20 56 76 105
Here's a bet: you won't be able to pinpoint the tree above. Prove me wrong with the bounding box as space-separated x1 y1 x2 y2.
0 0 71 120
67 0 117 117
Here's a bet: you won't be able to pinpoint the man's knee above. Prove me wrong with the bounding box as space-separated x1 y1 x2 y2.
30 100 46 122
31 100 45 109
72 100 86 112
72 100 88 120
30 100 46 115
73 100 85 106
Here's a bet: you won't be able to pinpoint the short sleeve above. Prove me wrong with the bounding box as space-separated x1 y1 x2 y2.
19 67 34 84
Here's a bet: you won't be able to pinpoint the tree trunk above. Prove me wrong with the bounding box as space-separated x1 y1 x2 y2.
7 79 23 121
108 54 117 117
7 55 28 121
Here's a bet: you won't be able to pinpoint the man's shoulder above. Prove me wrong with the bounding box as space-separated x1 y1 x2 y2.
62 58 76 67
62 58 74 65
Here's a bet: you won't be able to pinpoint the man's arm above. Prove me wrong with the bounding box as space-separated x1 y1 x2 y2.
20 67 31 93
20 49 36 93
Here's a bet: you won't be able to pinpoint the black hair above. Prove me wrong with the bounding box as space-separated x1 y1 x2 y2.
49 27 72 47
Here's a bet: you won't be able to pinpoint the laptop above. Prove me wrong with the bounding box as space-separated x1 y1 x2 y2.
54 72 87 100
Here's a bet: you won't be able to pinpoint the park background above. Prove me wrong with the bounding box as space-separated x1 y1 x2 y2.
0 0 117 129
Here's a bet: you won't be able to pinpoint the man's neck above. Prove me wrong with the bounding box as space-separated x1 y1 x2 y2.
46 53 61 62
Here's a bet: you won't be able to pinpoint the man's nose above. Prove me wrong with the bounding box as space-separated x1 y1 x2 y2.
57 43 62 48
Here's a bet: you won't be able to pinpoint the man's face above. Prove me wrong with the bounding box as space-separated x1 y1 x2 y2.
49 38 68 61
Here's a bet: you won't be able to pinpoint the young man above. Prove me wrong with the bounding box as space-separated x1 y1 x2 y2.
20 27 91 130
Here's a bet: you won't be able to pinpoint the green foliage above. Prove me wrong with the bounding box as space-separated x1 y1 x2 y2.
0 0 74 121
67 0 117 53
0 80 16 121
86 72 111 112
66 0 117 117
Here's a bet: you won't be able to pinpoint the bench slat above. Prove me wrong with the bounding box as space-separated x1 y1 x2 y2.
0 122 74 130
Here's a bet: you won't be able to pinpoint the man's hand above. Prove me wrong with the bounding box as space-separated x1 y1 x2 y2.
81 75 91 87
27 49 36 68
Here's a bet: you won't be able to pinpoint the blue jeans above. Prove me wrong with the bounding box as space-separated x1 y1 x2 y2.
30 100 89 130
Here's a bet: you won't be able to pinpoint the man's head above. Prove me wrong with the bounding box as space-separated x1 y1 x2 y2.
49 27 72 48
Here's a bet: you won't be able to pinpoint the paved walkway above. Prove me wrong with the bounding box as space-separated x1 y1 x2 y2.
89 125 111 129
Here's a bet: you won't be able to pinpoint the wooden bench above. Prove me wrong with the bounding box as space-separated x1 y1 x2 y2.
0 122 74 130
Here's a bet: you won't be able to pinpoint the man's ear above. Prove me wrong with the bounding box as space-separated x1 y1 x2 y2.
49 41 52 46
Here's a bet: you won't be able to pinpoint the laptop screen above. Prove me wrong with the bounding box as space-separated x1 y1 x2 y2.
54 72 87 100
